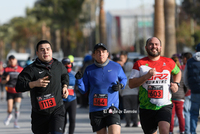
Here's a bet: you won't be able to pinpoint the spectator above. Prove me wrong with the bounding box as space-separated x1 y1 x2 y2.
121 59 140 127
170 56 186 134
181 52 192 134
183 43 200 134
120 51 128 66
112 56 125 120
25 57 33 67
78 54 93 108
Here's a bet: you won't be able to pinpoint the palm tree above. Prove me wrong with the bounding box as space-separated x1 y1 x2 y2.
99 0 107 44
154 0 165 56
164 0 176 58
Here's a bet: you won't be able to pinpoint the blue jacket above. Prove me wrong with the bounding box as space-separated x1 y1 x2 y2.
63 72 76 102
76 60 127 112
184 52 200 94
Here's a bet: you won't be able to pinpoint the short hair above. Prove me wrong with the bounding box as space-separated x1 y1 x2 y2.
120 51 128 56
36 40 52 51
182 52 192 60
146 37 162 46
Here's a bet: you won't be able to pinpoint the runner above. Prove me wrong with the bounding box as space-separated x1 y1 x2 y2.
2 55 23 128
62 57 77 134
15 40 69 134
0 61 5 101
76 43 127 134
129 37 181 134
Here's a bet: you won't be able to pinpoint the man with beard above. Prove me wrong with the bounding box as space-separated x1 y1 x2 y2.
129 37 181 134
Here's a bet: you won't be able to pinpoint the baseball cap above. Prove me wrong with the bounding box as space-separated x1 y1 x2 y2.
93 43 107 52
62 58 71 65
196 43 200 52
8 55 15 60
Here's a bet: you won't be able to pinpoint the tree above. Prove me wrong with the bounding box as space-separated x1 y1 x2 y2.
27 0 85 56
154 0 165 56
182 0 200 23
164 0 176 58
0 0 88 58
99 0 107 44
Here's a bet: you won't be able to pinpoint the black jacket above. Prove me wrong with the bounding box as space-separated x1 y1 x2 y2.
16 58 69 115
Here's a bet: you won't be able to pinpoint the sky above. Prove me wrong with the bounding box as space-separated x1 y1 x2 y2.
0 0 181 25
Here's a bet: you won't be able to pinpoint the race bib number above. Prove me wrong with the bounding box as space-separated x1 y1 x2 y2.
93 94 108 106
37 94 56 110
68 86 75 96
148 85 163 99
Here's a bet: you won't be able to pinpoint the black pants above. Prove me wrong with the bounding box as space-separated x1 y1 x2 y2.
63 99 77 134
123 95 139 125
31 105 65 134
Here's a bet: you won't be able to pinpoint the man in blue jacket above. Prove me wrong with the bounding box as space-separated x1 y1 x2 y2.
76 43 127 134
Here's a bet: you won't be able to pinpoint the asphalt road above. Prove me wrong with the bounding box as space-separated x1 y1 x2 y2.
0 92 199 134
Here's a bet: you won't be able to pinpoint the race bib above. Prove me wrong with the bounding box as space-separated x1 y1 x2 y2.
148 85 163 99
67 86 75 96
93 94 108 106
37 94 56 110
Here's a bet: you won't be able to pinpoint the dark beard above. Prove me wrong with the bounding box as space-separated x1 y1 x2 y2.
146 49 161 57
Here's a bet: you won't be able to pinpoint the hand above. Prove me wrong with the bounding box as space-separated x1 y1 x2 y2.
170 82 178 93
112 81 123 91
62 87 69 99
148 68 156 77
75 71 83 79
5 75 10 82
29 76 50 88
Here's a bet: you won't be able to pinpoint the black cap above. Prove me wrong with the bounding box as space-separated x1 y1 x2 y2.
8 55 15 60
62 58 71 65
196 43 200 52
93 43 107 52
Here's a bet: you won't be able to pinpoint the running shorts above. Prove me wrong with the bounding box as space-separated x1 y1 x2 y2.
139 104 173 134
89 106 121 132
6 92 23 100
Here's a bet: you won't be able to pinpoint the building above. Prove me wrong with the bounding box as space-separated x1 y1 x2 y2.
106 4 154 53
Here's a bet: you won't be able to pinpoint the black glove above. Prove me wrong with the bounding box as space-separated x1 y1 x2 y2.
75 71 83 79
112 81 123 91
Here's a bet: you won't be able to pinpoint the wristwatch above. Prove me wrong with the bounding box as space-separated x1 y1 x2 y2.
173 82 180 87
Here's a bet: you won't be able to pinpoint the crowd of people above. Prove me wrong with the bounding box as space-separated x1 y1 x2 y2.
0 38 200 134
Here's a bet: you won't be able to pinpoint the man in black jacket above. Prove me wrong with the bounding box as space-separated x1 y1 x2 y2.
16 40 69 134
